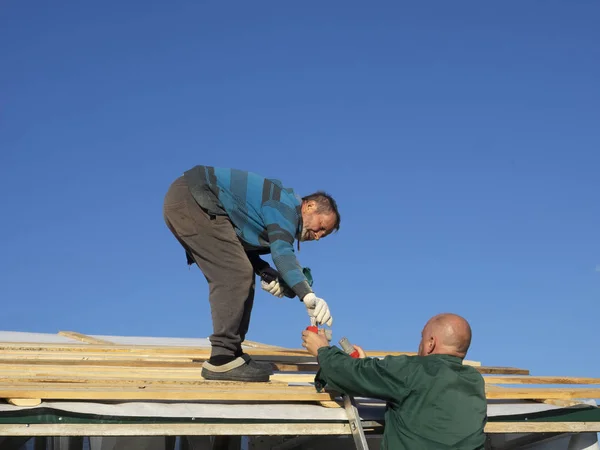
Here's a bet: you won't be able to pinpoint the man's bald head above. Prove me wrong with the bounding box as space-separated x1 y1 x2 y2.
417 313 472 359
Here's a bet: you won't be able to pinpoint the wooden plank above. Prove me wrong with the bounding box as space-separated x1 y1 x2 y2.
0 421 599 437
276 374 600 385
272 362 319 372
485 386 600 400
6 398 41 407
485 422 600 433
271 363 526 374
271 374 315 383
483 376 600 385
0 384 335 401
0 358 523 377
5 371 587 391
318 400 342 408
242 340 289 350
477 367 529 375
0 423 352 436
58 331 115 345
257 347 482 365
5 376 598 401
0 358 200 368
0 342 312 358
0 375 291 388
0 354 195 363
0 363 205 377
0 350 315 364
0 342 481 366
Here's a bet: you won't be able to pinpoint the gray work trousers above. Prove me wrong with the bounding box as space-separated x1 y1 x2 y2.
163 176 255 358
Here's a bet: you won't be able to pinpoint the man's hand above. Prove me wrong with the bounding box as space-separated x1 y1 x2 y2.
302 293 333 326
353 344 368 359
302 329 330 356
261 279 284 298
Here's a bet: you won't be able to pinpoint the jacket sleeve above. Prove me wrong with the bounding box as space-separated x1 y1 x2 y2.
261 201 312 299
316 347 412 402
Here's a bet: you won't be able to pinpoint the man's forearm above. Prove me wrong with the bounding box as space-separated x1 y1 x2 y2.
316 347 366 397
270 246 312 299
316 347 398 401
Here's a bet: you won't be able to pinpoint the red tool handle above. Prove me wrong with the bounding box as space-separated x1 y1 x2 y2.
306 325 319 333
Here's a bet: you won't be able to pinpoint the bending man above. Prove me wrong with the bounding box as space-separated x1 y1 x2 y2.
164 165 340 382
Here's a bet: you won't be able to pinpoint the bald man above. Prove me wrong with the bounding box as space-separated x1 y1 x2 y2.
302 313 487 450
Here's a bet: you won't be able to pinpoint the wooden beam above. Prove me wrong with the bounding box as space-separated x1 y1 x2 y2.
0 383 335 402
0 359 201 368
0 357 525 377
0 342 312 358
318 400 342 408
242 340 289 350
3 377 598 401
277 374 599 384
483 376 600 385
0 375 291 387
0 363 205 378
485 422 600 433
0 354 196 363
271 363 527 374
0 421 598 437
0 342 480 366
485 386 600 400
58 331 115 345
477 367 529 375
0 423 352 436
6 398 41 407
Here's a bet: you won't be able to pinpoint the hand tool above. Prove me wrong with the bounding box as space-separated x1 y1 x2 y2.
339 337 360 358
305 317 332 341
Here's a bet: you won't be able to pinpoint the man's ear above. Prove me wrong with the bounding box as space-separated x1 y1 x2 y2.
301 200 313 214
427 337 436 355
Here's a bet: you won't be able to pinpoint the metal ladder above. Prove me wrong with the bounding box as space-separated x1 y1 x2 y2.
343 394 369 450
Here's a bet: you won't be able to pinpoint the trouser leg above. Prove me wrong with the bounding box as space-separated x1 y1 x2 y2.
163 176 255 359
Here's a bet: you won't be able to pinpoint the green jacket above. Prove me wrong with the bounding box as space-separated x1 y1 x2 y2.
316 347 487 450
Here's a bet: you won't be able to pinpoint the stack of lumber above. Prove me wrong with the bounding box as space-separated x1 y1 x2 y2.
0 331 599 408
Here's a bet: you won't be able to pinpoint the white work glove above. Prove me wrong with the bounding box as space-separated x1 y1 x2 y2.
302 293 333 327
261 279 284 298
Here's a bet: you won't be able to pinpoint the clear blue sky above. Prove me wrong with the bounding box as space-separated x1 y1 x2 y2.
1 1 598 379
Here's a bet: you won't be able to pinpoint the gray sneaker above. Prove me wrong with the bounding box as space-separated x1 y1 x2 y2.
201 354 270 382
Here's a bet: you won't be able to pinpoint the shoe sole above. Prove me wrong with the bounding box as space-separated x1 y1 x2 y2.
201 367 270 382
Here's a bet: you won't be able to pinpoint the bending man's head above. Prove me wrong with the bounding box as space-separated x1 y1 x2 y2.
417 313 472 359
300 191 340 242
